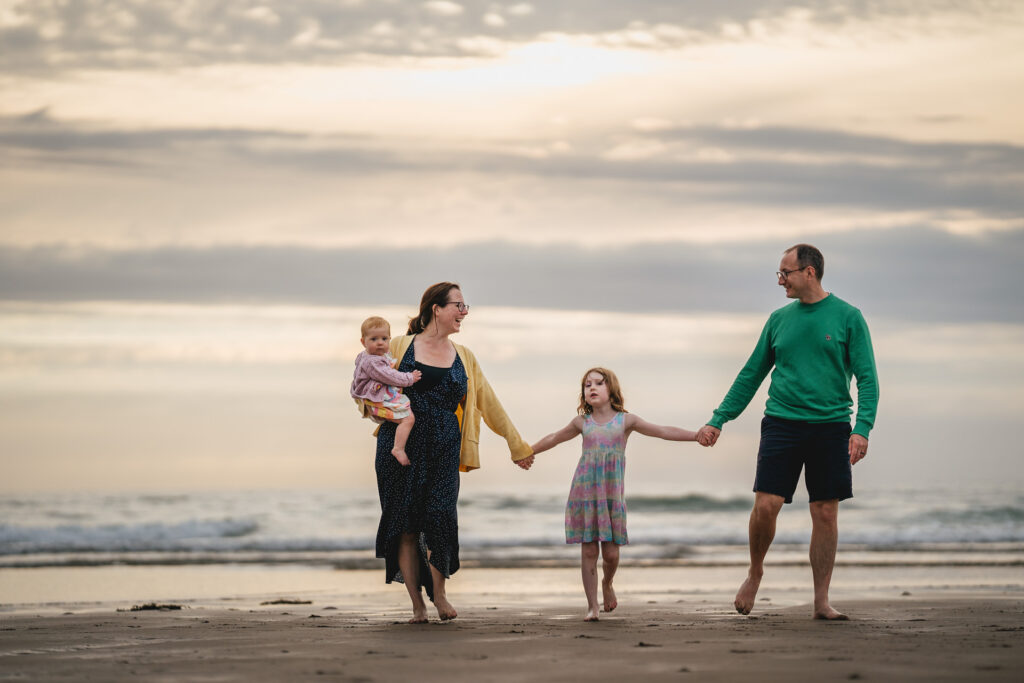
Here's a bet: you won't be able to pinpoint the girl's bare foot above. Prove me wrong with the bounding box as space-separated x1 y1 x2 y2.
584 606 600 622
435 597 458 621
392 448 411 466
601 580 617 612
408 606 428 624
734 571 762 615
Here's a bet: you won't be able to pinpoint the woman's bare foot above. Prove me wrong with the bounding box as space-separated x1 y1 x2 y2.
813 605 849 621
734 571 762 615
434 597 458 621
408 606 428 624
584 606 600 622
601 579 617 612
392 448 411 466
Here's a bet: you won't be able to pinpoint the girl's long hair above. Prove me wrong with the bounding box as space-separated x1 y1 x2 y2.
407 282 461 335
577 367 627 416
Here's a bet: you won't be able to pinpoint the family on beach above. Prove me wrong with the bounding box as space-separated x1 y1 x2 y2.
351 244 879 624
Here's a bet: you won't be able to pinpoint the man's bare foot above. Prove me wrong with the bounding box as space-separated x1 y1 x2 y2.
392 448 411 466
601 580 617 612
584 606 600 622
408 606 428 624
734 572 762 615
813 606 849 621
434 597 457 621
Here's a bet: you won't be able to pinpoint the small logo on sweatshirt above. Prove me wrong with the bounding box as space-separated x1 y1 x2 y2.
825 334 832 341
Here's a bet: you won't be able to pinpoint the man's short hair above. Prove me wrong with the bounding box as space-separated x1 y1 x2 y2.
360 316 391 338
785 244 824 281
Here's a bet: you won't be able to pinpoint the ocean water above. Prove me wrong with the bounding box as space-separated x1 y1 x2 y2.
2 488 1021 570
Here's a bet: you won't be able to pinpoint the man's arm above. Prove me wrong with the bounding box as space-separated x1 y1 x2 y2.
848 310 878 465
848 310 879 440
705 318 776 433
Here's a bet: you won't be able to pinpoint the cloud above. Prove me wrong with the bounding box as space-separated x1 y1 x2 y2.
2 228 1021 324
1 1 1018 71
423 2 465 18
4 112 1021 219
0 108 311 153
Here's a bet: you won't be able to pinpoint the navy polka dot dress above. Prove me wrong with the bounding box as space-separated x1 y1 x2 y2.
375 340 467 601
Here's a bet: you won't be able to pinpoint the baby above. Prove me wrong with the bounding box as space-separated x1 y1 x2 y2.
350 316 421 465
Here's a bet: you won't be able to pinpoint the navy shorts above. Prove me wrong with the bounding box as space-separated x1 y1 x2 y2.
754 416 853 504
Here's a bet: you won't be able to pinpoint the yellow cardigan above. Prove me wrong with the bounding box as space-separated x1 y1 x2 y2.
378 335 533 472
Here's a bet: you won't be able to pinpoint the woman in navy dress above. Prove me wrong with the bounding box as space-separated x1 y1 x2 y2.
374 282 534 623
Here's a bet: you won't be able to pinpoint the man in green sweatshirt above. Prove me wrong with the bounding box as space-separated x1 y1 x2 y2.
696 244 879 620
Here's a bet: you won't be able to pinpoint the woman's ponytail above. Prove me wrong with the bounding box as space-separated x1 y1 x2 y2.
407 282 460 335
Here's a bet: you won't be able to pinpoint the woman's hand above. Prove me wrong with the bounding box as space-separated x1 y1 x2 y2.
514 455 535 470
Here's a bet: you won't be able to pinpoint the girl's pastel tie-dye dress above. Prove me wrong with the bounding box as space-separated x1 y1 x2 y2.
565 412 628 545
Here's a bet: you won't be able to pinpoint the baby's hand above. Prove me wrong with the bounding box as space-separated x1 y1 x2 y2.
411 369 423 382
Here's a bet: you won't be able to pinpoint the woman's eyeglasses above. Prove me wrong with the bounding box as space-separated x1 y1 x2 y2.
443 302 470 313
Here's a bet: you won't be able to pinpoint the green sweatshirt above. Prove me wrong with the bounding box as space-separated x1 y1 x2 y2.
708 294 879 438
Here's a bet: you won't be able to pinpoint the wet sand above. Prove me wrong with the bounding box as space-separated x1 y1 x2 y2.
1 566 1022 681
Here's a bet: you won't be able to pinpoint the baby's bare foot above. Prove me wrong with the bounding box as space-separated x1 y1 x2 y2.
392 448 411 466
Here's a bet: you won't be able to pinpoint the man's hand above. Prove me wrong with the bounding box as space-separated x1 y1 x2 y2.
848 434 868 465
696 425 721 447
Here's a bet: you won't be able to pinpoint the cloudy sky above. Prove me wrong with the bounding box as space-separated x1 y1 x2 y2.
2 0 1022 496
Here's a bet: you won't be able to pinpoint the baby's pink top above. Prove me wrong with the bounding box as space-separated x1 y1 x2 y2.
350 351 417 402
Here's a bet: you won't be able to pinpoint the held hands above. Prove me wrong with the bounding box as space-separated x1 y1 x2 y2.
514 438 546 471
515 455 535 470
696 425 720 447
849 434 868 465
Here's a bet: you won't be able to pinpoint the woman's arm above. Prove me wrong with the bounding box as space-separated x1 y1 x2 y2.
530 417 584 455
625 414 697 442
463 347 533 462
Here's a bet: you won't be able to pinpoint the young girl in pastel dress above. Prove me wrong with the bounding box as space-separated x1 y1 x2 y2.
530 367 698 621
351 316 421 465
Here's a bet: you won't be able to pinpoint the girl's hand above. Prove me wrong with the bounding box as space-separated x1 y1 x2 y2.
696 425 720 446
515 455 535 470
410 369 423 382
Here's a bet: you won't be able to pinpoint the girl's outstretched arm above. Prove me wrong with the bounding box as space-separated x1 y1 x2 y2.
625 414 698 442
530 417 584 455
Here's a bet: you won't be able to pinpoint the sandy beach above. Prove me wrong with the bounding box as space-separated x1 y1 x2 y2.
2 566 1022 681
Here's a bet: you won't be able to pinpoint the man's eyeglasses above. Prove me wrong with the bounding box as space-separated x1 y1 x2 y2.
443 302 470 313
776 266 809 280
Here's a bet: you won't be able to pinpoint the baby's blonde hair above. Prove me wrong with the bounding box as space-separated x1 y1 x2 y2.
577 367 627 415
360 316 391 338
